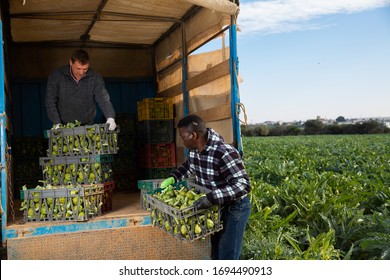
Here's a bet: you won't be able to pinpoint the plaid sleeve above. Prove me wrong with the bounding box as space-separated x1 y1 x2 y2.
170 158 193 182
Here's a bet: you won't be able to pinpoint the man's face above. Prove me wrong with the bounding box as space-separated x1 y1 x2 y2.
70 59 89 81
179 127 197 150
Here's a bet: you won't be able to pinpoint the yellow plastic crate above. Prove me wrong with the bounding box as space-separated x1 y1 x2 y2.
137 98 173 121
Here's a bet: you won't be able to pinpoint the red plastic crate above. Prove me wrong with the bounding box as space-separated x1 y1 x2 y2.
139 143 176 168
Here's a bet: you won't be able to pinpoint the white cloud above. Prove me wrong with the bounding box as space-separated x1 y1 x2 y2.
238 0 390 34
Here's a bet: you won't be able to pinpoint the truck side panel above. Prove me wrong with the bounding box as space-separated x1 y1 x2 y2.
7 225 211 260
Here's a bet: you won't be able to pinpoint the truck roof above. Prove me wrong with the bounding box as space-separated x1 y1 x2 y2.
1 0 239 48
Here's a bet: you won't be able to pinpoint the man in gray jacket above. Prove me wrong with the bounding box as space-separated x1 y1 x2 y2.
45 49 116 130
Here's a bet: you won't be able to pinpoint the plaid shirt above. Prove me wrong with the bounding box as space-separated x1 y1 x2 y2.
171 128 252 205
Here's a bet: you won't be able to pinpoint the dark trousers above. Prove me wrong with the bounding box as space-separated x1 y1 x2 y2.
211 196 251 260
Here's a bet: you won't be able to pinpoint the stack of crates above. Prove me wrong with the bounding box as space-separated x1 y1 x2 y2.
11 136 47 199
20 124 119 222
137 98 176 180
112 113 138 192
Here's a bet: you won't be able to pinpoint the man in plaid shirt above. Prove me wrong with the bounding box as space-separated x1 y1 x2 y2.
162 114 252 260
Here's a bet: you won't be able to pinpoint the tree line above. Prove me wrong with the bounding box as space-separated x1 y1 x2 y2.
241 119 390 137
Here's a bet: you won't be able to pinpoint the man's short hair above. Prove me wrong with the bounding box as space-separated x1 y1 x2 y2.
178 114 206 135
71 49 89 65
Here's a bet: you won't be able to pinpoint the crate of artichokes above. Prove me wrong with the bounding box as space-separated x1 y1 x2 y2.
44 121 119 156
20 183 104 222
145 181 223 241
40 154 113 185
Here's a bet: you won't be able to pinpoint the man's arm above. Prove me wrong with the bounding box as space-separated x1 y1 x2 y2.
45 73 62 124
170 158 193 182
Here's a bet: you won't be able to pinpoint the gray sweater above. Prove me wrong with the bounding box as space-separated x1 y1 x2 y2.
45 65 115 125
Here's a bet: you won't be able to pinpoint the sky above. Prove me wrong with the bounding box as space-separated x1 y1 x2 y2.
235 0 390 124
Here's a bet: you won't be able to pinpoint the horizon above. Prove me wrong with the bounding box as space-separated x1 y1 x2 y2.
248 115 390 125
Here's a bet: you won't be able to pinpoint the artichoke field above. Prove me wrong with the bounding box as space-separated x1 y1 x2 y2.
242 134 390 260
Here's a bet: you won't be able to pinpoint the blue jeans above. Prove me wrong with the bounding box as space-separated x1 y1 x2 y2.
211 196 251 260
